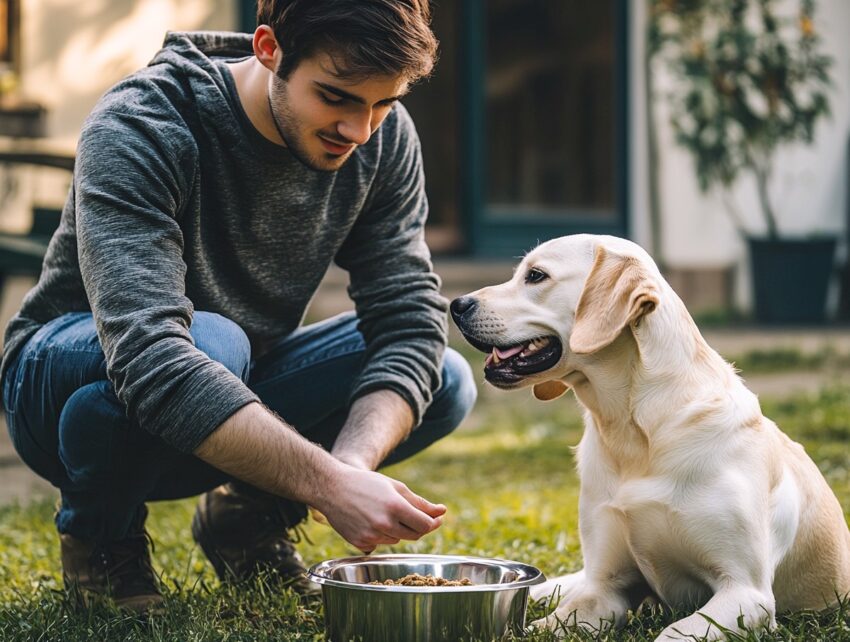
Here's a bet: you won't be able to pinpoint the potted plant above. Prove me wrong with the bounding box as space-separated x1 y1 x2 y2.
649 0 834 323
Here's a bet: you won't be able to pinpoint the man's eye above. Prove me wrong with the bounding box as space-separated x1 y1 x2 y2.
525 268 548 284
319 92 343 105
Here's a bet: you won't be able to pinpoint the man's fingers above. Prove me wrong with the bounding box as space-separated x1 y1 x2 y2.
389 483 446 535
392 502 442 536
356 533 401 554
382 521 431 541
397 484 447 519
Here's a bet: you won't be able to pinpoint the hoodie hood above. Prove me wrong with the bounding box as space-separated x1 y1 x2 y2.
145 31 260 152
152 31 254 68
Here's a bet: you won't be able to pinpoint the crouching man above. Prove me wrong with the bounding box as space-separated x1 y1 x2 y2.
1 0 476 612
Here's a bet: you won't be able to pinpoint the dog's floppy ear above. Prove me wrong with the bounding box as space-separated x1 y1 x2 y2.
533 380 569 401
570 246 660 355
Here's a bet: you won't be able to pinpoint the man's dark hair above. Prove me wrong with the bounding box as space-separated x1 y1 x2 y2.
256 0 438 82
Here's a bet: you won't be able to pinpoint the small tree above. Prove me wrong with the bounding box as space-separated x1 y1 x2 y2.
649 0 832 239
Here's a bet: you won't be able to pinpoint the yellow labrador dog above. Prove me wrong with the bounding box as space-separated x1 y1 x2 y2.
450 234 850 641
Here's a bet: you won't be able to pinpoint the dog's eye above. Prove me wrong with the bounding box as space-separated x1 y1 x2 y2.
525 268 548 284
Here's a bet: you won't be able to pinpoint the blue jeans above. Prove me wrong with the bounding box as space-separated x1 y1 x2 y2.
3 311 476 543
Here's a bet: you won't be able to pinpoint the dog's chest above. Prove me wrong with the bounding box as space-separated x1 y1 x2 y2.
606 480 715 608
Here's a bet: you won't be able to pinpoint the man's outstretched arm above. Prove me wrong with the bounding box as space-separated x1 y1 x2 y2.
330 389 414 471
193 401 444 552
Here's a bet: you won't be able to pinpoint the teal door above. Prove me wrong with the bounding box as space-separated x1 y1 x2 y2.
461 0 629 256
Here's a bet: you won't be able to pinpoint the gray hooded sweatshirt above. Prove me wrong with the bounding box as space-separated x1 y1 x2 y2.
1 31 448 453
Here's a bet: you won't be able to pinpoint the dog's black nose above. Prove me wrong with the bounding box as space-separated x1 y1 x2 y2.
450 296 477 320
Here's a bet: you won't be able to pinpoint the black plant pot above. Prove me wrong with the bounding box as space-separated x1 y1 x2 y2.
748 236 837 325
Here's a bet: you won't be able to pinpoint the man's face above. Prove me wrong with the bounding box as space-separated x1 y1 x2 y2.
269 52 409 172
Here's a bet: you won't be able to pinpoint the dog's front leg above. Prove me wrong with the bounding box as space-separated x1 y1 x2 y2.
529 569 586 603
530 503 640 637
655 584 775 642
531 578 632 638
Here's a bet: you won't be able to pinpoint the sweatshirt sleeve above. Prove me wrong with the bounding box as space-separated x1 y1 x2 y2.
75 108 259 453
333 104 448 426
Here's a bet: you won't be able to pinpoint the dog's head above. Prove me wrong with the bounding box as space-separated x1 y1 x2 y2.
450 234 662 400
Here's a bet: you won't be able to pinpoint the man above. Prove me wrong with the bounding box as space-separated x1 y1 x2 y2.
1 0 476 613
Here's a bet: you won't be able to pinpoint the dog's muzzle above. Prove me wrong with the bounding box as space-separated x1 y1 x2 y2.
450 296 563 386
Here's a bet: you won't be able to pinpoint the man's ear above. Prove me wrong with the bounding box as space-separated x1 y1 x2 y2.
569 246 660 355
253 25 280 72
533 380 569 401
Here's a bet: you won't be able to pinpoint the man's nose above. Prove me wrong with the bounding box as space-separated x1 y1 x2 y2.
450 296 477 322
337 112 372 146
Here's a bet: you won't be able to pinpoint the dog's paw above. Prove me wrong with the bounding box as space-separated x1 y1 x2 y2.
528 614 571 639
529 580 560 602
654 615 719 642
529 570 586 602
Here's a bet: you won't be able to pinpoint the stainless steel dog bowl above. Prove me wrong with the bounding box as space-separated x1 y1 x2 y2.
308 553 545 642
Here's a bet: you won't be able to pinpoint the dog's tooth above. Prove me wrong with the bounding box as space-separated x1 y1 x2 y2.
538 337 550 347
491 346 501 364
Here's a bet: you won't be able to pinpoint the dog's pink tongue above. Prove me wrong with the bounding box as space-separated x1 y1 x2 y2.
495 345 524 360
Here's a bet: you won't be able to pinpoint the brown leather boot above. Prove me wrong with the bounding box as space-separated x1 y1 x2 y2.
60 529 164 613
191 482 320 596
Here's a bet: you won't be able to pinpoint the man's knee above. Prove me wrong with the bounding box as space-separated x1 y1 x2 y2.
191 312 252 382
425 348 477 435
58 381 125 485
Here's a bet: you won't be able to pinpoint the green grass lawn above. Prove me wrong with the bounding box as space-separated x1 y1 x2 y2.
1 345 850 641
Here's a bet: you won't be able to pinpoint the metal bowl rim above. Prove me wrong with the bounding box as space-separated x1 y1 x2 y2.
307 553 545 593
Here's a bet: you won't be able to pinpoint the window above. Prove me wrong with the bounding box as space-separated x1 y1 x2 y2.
408 0 628 256
485 0 616 216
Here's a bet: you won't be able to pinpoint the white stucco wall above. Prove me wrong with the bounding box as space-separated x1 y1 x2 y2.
630 0 850 311
0 0 237 234
21 0 238 142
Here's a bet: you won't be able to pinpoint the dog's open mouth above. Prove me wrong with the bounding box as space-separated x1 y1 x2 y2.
479 336 563 385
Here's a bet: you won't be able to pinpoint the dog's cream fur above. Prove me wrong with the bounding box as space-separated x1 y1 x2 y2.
453 235 850 641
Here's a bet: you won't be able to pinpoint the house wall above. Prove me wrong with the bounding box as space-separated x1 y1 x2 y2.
0 0 237 235
20 0 237 142
630 0 850 313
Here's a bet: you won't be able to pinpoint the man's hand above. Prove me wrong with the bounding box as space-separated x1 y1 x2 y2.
194 400 445 554
314 463 446 554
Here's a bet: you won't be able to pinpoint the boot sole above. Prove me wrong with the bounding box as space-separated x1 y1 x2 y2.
65 581 164 615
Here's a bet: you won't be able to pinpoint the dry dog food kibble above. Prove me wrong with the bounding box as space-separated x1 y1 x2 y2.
369 573 474 587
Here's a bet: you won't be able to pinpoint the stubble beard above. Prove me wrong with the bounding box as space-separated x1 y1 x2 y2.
268 76 351 173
